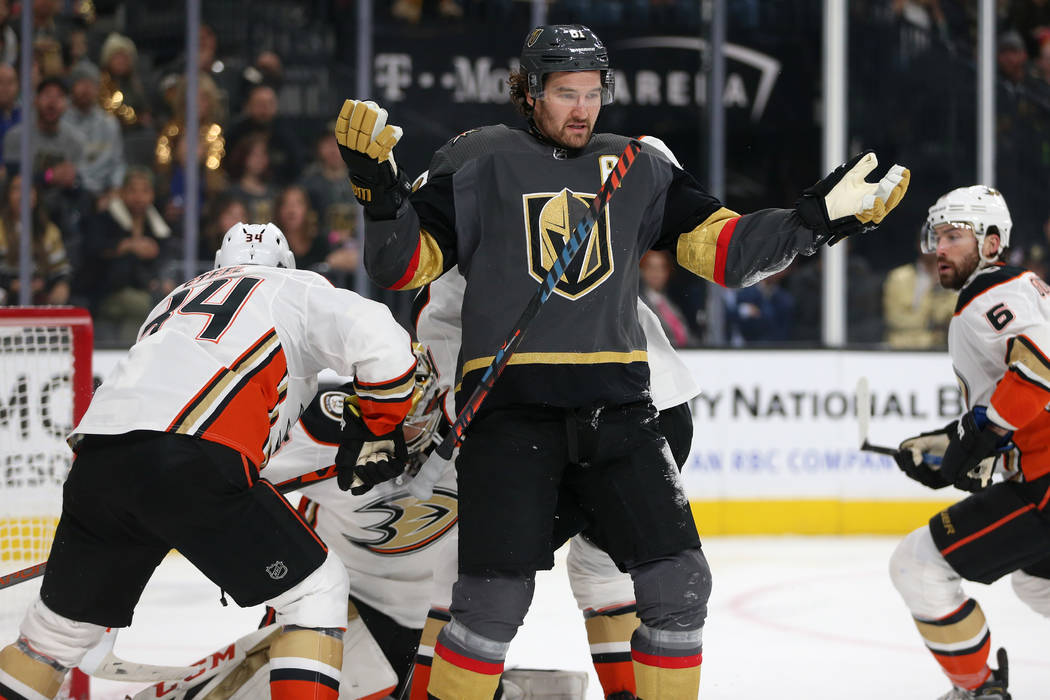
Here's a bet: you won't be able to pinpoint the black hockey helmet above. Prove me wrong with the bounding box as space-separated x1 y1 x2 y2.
519 24 614 105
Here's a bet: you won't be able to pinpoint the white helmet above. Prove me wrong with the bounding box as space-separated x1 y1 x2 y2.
214 222 296 270
922 186 1012 262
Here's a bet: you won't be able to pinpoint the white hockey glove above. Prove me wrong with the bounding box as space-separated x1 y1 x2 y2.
795 151 910 245
334 99 410 219
335 397 408 495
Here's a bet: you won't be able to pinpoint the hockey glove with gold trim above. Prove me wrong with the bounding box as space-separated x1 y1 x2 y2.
894 422 954 489
795 151 910 245
335 396 408 495
335 99 410 220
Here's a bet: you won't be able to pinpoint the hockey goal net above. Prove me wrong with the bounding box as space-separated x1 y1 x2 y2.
0 307 92 697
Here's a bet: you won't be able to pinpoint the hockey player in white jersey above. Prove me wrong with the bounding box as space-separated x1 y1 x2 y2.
0 223 418 700
889 187 1050 700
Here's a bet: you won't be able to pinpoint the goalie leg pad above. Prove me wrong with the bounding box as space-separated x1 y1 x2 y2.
266 550 349 630
338 608 398 700
0 641 66 700
500 668 589 699
889 526 966 619
269 627 343 700
17 598 106 669
1011 567 1050 617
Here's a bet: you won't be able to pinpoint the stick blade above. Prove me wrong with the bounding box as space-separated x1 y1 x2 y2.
855 376 871 449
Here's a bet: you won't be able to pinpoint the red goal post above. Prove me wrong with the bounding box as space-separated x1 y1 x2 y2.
0 306 93 699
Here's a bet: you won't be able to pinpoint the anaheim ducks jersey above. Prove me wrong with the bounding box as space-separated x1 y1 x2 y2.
412 265 701 418
950 264 1050 481
71 265 416 468
264 385 458 628
365 125 825 408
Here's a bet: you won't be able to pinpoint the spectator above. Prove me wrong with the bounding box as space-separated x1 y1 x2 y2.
157 127 228 231
0 62 20 163
391 0 463 23
226 132 276 224
0 0 17 66
0 172 70 305
224 82 302 184
236 50 283 110
298 127 357 244
274 184 357 288
79 167 171 345
60 61 125 204
31 0 69 78
198 192 247 266
725 270 796 345
158 25 237 118
882 249 957 349
155 73 226 226
639 249 695 348
4 75 83 182
99 33 152 131
155 72 226 181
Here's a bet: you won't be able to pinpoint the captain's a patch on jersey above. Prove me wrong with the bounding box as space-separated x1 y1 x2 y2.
522 188 614 300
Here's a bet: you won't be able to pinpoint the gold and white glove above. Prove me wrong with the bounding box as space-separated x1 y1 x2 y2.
796 150 910 244
334 99 407 219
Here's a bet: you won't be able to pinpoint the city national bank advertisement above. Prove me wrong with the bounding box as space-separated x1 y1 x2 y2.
92 349 963 534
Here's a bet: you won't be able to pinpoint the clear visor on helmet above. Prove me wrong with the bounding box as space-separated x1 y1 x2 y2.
920 221 976 254
528 72 614 106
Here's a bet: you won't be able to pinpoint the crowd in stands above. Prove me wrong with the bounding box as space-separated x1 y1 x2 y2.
0 1 362 344
2 0 1050 352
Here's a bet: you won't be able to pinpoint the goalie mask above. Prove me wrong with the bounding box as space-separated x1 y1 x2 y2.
214 222 296 270
402 343 445 466
520 24 614 105
922 186 1012 264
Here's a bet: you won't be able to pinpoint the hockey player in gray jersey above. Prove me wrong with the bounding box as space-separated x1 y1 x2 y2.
335 23 910 700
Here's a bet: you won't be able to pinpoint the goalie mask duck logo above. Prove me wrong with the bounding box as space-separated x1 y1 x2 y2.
523 188 614 299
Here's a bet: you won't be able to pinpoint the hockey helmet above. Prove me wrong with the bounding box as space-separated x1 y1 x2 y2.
922 186 1012 263
519 24 614 105
214 222 296 270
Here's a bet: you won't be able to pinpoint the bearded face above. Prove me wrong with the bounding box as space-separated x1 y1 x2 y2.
529 71 603 150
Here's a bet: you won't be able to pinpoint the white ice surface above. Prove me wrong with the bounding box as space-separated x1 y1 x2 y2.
85 536 1049 699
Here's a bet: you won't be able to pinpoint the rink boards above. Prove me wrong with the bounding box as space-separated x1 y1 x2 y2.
93 349 961 535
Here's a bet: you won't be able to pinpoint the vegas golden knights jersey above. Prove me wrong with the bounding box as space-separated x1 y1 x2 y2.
364 125 827 408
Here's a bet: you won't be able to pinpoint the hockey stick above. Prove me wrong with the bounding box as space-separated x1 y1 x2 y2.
408 139 643 499
0 469 340 591
855 376 914 457
78 624 278 683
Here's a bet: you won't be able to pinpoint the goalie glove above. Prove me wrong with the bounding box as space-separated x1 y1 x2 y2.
795 151 910 245
334 99 410 220
940 409 1012 492
335 397 408 495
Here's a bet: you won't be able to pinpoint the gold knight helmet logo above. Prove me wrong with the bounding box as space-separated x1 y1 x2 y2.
523 188 614 299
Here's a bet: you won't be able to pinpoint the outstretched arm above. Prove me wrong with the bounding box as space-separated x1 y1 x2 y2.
663 151 909 288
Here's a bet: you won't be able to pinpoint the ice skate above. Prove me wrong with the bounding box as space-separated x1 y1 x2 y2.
937 647 1010 700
